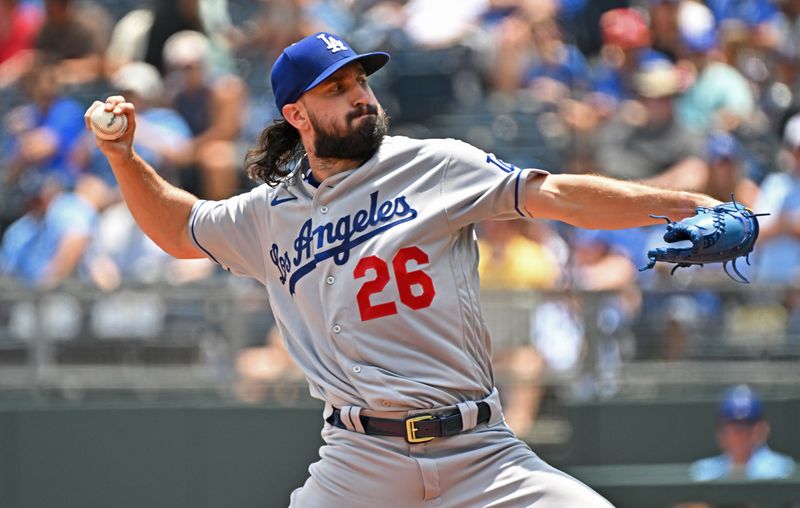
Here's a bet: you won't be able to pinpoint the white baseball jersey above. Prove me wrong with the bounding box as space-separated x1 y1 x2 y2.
189 135 546 411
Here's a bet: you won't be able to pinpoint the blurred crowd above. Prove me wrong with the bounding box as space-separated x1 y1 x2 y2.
5 0 800 446
4 0 800 407
3 0 800 287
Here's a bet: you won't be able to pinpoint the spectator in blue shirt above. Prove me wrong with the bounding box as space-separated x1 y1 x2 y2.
523 18 591 102
3 61 84 188
566 8 658 136
753 112 800 283
690 385 796 481
0 174 106 287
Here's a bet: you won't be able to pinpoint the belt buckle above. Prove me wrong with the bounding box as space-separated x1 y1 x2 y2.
405 415 436 444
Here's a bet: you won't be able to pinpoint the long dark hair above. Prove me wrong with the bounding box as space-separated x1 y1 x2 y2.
245 119 304 186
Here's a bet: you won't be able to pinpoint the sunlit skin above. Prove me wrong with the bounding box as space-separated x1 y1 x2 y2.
281 62 383 182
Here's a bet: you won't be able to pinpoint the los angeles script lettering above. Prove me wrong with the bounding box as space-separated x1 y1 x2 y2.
269 191 418 294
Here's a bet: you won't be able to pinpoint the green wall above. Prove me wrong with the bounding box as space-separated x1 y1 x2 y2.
1 396 799 508
0 401 324 508
563 397 800 466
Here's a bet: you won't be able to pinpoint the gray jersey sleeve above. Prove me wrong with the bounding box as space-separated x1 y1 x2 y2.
188 187 268 283
440 139 548 231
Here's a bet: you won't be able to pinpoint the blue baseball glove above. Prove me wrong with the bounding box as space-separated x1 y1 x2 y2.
640 199 768 283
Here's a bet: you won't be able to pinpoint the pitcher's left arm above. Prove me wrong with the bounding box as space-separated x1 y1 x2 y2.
525 173 721 229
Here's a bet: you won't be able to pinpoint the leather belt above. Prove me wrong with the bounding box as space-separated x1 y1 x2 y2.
327 401 491 444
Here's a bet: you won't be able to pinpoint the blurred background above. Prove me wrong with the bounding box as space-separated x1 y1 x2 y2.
2 0 800 507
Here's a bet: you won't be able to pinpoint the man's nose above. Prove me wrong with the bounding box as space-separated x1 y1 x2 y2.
349 85 370 107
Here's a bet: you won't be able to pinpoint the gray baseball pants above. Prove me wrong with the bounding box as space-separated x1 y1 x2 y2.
289 389 613 507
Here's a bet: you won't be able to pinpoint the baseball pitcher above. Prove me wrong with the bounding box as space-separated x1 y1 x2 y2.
86 32 724 507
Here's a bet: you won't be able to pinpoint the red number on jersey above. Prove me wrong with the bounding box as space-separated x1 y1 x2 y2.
353 246 436 321
393 246 435 310
353 256 398 321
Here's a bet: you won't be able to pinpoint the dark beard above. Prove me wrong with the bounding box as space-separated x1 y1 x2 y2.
311 105 389 162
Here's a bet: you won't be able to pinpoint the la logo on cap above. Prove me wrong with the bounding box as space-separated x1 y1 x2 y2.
317 33 347 53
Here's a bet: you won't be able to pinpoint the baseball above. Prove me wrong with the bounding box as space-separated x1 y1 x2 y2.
90 107 128 141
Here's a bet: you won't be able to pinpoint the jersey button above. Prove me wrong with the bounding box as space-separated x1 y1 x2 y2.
320 206 329 214
352 365 362 373
326 276 335 285
332 324 342 334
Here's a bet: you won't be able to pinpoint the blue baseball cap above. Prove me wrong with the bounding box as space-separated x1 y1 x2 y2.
719 385 763 422
270 32 390 114
678 1 718 53
681 28 718 53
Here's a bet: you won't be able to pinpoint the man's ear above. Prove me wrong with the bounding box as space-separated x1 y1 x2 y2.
283 103 309 131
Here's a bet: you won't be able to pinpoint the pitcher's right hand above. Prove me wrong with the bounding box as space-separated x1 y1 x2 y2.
84 96 136 161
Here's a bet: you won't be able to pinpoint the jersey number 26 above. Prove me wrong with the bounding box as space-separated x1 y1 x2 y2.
353 246 436 321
